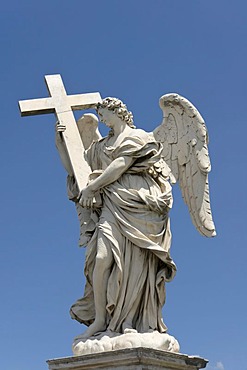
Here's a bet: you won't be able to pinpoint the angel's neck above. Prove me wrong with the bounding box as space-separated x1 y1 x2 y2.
111 124 132 137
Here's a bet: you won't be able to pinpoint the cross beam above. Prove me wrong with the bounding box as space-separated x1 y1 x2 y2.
19 74 102 191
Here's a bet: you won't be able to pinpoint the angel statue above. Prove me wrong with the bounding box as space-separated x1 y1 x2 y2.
55 94 216 355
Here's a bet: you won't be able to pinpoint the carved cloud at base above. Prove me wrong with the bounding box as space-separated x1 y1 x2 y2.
72 330 180 356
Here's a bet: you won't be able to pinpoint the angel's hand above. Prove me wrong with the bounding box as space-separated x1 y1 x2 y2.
55 121 66 144
55 121 66 133
79 186 95 208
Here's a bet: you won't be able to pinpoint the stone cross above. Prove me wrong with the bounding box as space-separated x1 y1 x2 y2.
19 74 102 191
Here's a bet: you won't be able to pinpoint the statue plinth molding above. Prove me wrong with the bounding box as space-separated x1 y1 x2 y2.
47 347 208 370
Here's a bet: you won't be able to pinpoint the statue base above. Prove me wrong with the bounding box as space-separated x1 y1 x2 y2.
47 347 208 370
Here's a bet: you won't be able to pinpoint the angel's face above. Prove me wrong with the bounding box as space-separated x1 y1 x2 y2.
97 107 116 128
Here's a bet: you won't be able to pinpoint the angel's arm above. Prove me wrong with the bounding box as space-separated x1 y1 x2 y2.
55 113 101 176
79 156 134 208
55 123 73 175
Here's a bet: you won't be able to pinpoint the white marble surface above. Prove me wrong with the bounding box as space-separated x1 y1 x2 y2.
19 74 102 191
66 98 177 340
72 330 180 356
20 79 215 357
55 95 215 351
154 93 216 237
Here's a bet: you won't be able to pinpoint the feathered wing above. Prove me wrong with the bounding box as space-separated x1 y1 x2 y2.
77 113 102 149
74 113 102 246
153 94 216 237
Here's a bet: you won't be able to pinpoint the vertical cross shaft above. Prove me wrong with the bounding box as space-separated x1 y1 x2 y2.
19 74 102 191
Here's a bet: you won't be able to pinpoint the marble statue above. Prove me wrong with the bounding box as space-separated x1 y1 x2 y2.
55 96 216 355
19 76 215 356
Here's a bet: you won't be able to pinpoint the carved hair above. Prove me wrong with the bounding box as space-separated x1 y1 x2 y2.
97 97 135 128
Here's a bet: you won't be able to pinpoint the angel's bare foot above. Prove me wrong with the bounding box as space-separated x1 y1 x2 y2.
123 328 138 334
123 322 137 334
81 320 106 339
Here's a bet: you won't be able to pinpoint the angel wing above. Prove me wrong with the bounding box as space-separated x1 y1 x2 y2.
77 113 102 149
71 113 102 246
56 113 102 246
153 94 216 237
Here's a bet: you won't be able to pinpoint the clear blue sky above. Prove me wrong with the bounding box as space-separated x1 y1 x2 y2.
0 1 246 370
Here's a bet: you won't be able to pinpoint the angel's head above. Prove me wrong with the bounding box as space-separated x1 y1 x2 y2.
96 97 135 128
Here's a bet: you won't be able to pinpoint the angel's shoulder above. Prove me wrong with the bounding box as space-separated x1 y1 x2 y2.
86 136 107 154
129 128 154 142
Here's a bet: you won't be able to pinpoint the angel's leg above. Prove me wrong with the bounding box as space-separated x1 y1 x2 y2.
81 231 113 338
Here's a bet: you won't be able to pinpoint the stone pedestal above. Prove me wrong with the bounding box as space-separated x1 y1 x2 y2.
47 348 208 370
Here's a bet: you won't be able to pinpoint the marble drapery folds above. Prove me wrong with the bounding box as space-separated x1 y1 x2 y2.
70 130 176 333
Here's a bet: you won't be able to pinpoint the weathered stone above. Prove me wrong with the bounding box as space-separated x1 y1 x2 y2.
47 348 208 370
72 331 179 356
19 80 216 360
19 74 101 191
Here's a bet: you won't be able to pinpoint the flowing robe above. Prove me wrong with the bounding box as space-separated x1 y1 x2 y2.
70 129 176 333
